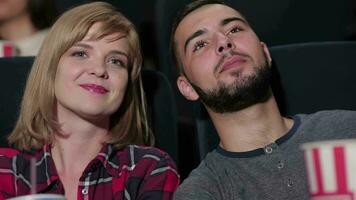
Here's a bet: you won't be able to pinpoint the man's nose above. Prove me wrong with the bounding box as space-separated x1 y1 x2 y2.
215 35 235 55
217 42 233 53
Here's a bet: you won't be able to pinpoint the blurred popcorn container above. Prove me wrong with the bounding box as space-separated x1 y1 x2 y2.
0 41 18 57
7 194 66 200
301 139 356 200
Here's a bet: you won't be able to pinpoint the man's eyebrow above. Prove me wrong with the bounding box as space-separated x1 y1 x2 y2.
182 17 247 53
184 29 205 53
220 17 247 26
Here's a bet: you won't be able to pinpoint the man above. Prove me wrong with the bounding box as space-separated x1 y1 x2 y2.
171 0 356 199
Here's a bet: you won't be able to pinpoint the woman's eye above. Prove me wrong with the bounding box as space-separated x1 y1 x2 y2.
71 51 87 58
193 40 207 52
229 26 241 34
108 58 126 68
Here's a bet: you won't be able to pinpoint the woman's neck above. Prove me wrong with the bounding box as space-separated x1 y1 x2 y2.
52 106 111 176
51 126 109 200
0 13 37 41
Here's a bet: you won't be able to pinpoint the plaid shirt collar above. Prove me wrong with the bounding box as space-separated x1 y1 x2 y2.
35 143 119 193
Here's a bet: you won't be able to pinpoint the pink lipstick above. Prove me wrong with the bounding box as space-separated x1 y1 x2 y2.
80 84 109 94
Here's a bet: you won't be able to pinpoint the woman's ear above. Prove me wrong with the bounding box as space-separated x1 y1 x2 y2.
177 75 199 101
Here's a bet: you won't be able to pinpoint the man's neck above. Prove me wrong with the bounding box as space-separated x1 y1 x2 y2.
207 96 294 152
0 13 37 41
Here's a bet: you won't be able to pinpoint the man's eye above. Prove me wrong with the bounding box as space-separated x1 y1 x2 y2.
71 51 87 58
229 26 241 34
193 40 207 52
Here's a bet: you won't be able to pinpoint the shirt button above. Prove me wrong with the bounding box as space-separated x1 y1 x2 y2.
82 188 88 195
287 179 293 187
264 146 273 154
277 161 284 169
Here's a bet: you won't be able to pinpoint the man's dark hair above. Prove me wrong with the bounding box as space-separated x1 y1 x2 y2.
170 0 227 74
28 0 58 30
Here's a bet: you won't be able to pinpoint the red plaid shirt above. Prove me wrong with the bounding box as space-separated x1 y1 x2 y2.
0 144 180 199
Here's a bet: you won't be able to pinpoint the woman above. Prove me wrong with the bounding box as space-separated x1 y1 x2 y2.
0 0 57 56
0 2 179 200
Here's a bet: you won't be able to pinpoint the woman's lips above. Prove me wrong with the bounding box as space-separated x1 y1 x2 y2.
80 84 109 94
220 56 247 73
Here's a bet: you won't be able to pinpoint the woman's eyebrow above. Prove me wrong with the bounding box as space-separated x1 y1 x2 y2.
72 42 93 49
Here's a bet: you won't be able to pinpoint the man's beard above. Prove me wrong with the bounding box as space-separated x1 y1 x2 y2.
190 61 272 113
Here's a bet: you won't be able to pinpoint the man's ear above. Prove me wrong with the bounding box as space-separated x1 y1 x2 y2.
177 75 199 101
261 42 272 66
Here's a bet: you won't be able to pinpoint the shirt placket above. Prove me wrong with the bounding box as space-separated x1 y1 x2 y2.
78 172 92 200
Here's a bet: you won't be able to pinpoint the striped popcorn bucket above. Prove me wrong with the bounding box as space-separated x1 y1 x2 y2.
302 140 356 200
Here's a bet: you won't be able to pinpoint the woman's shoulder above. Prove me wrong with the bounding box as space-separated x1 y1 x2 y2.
111 145 177 172
116 145 175 164
106 145 179 178
0 148 23 172
0 147 21 158
0 147 42 164
108 146 180 197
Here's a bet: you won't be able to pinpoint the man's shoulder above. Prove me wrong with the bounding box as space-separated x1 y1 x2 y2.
298 110 356 124
296 110 356 127
188 150 228 175
299 109 356 120
174 151 228 200
295 109 356 139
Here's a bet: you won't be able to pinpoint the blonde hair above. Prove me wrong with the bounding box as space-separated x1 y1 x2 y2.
8 1 154 150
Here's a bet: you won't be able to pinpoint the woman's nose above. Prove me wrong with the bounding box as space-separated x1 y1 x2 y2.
89 62 109 79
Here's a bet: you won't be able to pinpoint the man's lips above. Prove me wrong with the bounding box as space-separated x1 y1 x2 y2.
220 56 247 73
79 84 109 94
